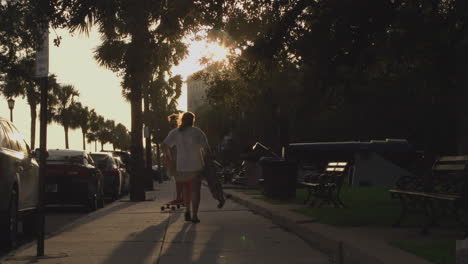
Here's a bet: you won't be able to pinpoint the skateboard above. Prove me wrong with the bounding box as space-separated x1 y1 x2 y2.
161 200 184 211
203 158 226 208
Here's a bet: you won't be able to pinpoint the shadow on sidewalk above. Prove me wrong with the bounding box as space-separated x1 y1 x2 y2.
157 216 225 264
99 215 169 264
45 201 139 238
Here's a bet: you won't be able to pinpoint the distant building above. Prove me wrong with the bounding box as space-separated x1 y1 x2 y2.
186 75 208 112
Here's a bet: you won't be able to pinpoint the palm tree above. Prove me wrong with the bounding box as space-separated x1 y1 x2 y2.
86 109 100 151
63 0 224 200
75 102 92 150
0 57 60 149
53 84 80 149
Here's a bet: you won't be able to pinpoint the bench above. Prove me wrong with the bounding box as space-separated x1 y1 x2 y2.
389 155 468 235
300 161 349 208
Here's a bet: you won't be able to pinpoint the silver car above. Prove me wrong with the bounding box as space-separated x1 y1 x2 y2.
0 117 39 248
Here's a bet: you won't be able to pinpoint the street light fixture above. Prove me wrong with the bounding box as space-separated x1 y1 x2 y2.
7 98 15 122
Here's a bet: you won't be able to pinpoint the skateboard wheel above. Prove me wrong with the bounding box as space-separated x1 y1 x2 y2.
161 206 165 211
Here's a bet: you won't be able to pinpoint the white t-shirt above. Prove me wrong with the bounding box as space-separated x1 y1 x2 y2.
163 127 209 172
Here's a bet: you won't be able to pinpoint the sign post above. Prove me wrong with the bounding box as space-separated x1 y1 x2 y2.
35 25 49 257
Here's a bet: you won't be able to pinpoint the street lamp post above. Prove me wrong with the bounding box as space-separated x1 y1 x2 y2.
7 98 15 122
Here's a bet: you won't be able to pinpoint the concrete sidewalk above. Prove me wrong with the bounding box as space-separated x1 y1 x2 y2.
224 188 457 264
0 180 328 264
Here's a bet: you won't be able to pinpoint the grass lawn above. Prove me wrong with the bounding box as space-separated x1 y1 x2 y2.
249 185 459 263
389 240 455 264
294 186 403 227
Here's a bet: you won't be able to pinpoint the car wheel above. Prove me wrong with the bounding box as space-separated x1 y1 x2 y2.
97 181 105 209
1 188 19 249
113 177 121 200
88 194 98 212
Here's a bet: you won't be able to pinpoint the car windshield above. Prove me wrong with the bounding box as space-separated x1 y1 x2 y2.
47 154 84 164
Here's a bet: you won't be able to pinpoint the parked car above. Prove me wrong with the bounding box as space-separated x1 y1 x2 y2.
114 156 130 195
0 117 39 248
104 150 131 169
45 149 105 211
90 152 124 201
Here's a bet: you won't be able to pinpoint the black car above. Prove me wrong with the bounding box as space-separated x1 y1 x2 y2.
45 149 105 211
0 117 39 248
90 152 124 201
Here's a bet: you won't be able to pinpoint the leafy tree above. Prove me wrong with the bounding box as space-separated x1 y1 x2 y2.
198 0 468 156
112 123 131 151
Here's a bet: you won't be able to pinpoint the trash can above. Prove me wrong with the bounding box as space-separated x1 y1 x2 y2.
259 157 297 200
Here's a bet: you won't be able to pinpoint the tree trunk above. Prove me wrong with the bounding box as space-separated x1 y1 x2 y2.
144 92 153 190
29 103 37 150
82 131 86 150
101 142 104 151
128 1 151 201
95 141 97 152
130 89 145 201
64 126 69 149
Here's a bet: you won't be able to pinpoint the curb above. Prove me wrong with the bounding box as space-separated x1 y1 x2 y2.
224 189 431 264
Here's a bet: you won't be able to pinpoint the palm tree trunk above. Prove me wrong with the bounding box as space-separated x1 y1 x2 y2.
128 2 150 201
64 126 69 149
29 103 37 150
82 131 86 150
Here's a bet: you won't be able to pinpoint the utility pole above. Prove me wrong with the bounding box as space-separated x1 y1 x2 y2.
35 24 49 257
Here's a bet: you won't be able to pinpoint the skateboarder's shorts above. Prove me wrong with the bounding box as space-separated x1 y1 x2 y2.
175 171 201 183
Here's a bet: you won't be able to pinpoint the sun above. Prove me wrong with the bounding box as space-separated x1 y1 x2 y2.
205 42 229 62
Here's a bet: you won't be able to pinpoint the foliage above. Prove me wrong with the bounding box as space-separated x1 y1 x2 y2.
112 123 131 151
195 0 468 156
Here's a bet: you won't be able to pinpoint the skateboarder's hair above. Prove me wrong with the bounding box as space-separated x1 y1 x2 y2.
178 112 195 131
168 113 179 121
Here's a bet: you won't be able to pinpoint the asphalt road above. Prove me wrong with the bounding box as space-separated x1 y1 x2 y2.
0 205 99 258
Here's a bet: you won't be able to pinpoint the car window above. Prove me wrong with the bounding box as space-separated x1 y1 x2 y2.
17 139 30 157
86 154 95 166
8 123 28 155
0 121 11 149
47 154 85 164
1 121 20 151
108 158 115 169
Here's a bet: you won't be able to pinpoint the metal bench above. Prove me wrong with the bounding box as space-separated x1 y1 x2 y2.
300 161 349 208
389 155 468 235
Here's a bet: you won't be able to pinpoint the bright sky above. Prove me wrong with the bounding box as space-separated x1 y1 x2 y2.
0 26 226 151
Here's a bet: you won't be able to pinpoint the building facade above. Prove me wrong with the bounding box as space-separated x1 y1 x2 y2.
186 75 208 112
